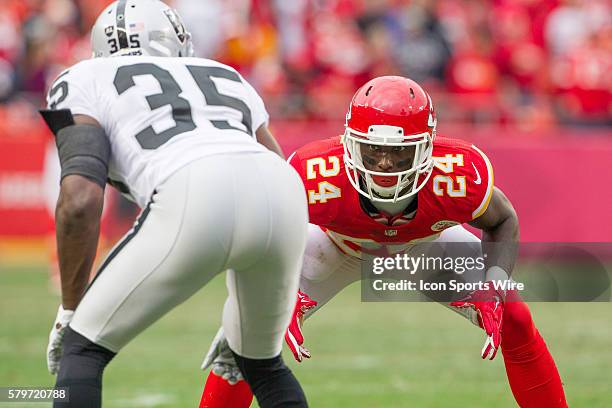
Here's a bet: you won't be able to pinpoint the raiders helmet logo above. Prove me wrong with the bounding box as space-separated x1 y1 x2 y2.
163 9 187 43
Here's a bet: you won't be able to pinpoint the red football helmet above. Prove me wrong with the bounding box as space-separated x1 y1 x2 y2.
343 76 437 202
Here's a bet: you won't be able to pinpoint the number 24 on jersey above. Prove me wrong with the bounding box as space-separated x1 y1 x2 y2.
305 153 468 204
306 157 342 204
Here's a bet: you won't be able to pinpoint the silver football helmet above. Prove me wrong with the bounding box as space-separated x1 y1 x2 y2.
91 0 194 58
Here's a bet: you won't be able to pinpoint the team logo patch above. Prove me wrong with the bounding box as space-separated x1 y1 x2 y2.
105 26 115 37
385 229 398 237
431 220 460 232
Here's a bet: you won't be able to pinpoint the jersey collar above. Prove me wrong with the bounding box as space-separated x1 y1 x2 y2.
358 187 418 226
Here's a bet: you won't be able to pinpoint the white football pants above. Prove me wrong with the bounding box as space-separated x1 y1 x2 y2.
70 152 308 358
300 224 484 325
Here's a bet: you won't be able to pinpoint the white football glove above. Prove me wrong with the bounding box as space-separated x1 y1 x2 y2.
47 305 74 375
201 327 243 385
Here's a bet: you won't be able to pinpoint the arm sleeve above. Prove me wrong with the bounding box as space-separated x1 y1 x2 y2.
44 62 110 187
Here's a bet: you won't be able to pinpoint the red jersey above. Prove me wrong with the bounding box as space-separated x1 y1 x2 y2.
288 136 494 257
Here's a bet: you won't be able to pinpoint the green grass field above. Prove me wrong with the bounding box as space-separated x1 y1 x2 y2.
1 264 610 407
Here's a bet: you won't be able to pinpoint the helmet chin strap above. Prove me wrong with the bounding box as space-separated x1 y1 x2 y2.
363 175 415 215
367 175 398 199
363 172 416 201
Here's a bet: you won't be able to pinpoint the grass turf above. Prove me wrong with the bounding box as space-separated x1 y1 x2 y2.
0 265 610 407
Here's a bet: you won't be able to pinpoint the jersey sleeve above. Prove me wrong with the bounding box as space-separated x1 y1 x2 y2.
239 74 269 134
45 62 101 121
468 144 494 219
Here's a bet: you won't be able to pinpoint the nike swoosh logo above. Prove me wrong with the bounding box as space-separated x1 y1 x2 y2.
472 163 482 184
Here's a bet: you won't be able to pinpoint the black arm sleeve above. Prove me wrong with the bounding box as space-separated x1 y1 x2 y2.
55 124 111 188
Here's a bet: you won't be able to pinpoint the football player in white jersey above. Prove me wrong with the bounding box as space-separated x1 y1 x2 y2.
41 1 309 407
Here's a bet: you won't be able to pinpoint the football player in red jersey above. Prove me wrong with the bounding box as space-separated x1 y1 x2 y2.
199 76 568 408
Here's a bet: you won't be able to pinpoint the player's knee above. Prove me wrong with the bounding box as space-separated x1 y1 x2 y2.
56 327 115 385
502 298 536 339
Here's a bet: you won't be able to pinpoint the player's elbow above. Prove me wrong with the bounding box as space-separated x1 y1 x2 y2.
505 207 520 242
56 177 104 225
56 193 101 225
491 188 520 242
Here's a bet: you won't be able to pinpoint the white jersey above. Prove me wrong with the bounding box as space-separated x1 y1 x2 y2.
46 56 269 207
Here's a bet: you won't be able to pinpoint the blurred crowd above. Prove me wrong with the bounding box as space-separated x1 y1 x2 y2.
0 0 609 135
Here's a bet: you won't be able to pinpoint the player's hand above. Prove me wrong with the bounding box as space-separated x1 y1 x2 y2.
47 305 74 375
285 290 317 362
201 327 243 385
451 286 504 360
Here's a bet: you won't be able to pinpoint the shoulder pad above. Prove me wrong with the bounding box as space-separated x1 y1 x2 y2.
288 136 346 224
429 136 494 220
288 136 344 181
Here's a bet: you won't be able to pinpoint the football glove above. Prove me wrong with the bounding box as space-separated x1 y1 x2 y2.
47 305 74 375
451 286 504 360
285 290 317 362
201 327 243 385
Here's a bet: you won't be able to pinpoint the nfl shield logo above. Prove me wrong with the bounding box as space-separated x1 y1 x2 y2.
385 230 398 237
105 26 114 37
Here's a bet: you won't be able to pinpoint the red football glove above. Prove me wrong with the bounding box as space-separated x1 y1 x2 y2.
285 290 317 362
451 286 504 360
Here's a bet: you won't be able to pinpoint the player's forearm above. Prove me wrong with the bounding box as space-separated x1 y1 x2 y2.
255 125 285 158
264 135 284 158
55 191 103 310
481 213 519 277
469 188 519 278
